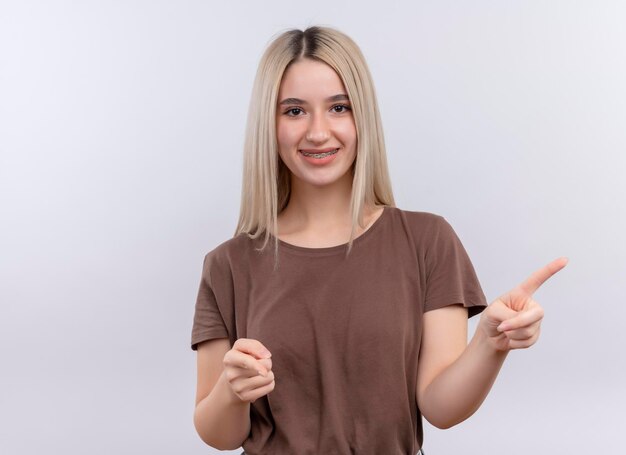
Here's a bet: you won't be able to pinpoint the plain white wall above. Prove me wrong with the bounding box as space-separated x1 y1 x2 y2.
1 1 624 453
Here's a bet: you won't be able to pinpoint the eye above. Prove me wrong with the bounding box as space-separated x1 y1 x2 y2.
332 104 351 113
284 107 303 116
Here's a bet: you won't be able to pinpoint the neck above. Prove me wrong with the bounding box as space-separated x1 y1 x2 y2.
275 172 385 247
279 172 355 233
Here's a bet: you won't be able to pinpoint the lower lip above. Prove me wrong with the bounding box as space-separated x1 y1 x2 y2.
299 149 339 165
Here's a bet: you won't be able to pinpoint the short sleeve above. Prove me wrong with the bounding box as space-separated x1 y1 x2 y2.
190 252 230 350
424 216 488 318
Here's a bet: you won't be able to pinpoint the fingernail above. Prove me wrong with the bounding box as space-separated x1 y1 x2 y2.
497 323 508 332
257 369 267 377
261 350 271 358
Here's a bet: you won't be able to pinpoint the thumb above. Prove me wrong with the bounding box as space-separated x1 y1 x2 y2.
235 338 272 359
255 343 272 360
484 300 518 327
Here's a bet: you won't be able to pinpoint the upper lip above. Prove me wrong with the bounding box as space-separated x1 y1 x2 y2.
299 147 339 153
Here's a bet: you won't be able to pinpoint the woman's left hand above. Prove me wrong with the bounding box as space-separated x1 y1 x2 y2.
479 257 569 352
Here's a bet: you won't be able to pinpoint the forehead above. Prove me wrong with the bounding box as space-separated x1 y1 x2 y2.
278 59 346 97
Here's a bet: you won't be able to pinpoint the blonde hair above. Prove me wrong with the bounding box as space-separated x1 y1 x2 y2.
235 25 395 261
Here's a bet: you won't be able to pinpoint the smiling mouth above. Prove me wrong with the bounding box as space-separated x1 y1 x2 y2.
300 148 339 159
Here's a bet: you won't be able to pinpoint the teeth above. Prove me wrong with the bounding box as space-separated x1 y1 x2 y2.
301 149 338 158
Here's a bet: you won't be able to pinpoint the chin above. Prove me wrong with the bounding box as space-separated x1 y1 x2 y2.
300 170 354 188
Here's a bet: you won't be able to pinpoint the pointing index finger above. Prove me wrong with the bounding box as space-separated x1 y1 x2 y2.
518 257 569 296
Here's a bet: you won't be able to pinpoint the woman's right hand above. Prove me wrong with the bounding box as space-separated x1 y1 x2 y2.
222 338 275 403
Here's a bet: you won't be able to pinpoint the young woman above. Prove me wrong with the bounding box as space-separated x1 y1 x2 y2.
190 26 568 455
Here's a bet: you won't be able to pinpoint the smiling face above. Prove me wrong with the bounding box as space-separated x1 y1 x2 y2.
276 58 357 190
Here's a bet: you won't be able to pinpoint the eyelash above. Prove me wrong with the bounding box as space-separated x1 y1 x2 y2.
283 104 351 117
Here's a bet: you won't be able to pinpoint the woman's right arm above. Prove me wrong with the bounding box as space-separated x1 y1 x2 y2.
193 338 274 450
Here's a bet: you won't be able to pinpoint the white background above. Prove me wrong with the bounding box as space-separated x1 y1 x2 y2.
1 1 624 453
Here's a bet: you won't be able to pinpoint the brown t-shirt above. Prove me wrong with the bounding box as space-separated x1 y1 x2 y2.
191 206 488 455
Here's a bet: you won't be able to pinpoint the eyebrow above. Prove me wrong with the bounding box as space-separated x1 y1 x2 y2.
278 94 350 106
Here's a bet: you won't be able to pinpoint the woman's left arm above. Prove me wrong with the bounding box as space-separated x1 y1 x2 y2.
416 257 568 429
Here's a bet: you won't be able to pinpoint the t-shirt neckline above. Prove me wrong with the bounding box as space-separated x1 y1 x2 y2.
273 206 390 255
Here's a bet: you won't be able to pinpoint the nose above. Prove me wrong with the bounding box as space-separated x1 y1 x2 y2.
305 112 331 144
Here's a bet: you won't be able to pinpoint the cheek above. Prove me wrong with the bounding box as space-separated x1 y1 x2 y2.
276 119 301 148
337 120 357 146
276 122 297 166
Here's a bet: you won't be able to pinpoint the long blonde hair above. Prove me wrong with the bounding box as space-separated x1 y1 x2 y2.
235 25 395 261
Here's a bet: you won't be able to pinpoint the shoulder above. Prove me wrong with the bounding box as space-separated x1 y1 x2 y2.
384 206 465 255
386 206 448 234
200 233 256 280
204 233 251 260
